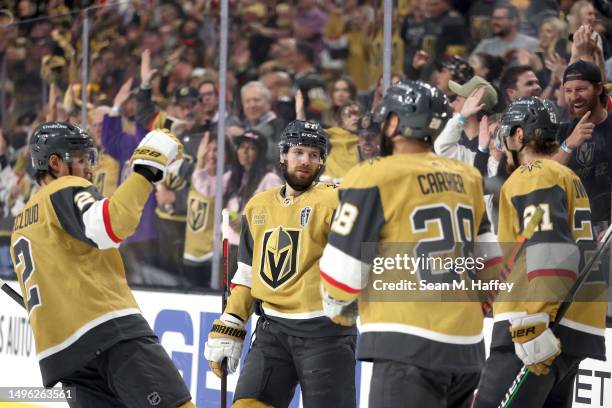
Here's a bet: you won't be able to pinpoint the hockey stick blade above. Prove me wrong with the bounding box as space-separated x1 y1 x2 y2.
498 221 612 408
0 277 25 309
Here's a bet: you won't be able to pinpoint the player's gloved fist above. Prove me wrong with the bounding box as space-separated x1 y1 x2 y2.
321 285 358 326
510 312 561 375
130 128 184 183
204 313 246 378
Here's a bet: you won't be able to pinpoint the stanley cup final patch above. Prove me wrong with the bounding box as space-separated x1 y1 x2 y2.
300 206 312 227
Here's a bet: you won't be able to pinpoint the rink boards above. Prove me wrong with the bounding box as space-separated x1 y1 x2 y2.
0 284 610 408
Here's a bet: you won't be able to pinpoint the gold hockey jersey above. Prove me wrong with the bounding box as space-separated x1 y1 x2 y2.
226 183 356 337
321 127 360 183
92 150 119 197
492 159 606 360
320 152 502 371
183 188 215 264
11 174 155 386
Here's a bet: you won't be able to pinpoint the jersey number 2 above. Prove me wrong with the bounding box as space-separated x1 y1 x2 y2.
12 237 41 314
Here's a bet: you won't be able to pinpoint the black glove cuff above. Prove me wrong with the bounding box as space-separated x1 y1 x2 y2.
134 165 162 183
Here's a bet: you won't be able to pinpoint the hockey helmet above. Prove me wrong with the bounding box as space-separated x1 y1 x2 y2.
379 80 452 143
30 122 98 172
497 97 559 144
278 120 329 161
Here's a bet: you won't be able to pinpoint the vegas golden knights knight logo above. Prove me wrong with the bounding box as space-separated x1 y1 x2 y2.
259 227 300 289
187 197 209 232
162 154 193 191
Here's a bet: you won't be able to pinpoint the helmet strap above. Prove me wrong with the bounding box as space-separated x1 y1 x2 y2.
510 150 520 170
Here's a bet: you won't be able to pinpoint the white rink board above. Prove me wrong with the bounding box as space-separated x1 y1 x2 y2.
0 282 611 408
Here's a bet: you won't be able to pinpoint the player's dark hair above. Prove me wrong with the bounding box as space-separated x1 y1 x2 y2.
34 170 48 185
523 129 559 155
33 154 62 185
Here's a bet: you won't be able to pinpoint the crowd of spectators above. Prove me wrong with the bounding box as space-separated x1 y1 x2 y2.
1 0 612 303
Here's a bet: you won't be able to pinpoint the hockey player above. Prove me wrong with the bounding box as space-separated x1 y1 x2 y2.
319 80 501 408
204 120 357 408
472 97 607 407
11 122 196 408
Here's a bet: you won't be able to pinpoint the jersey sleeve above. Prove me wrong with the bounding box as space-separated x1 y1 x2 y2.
320 185 385 302
50 173 153 250
566 176 594 243
232 215 254 288
50 184 106 248
565 175 604 288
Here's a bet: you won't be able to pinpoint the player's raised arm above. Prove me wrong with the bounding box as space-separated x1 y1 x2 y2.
30 123 182 249
102 128 183 242
12 121 195 407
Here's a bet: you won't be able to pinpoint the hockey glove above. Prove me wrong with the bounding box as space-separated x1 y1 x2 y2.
509 313 561 375
321 285 358 326
204 313 247 378
130 128 183 184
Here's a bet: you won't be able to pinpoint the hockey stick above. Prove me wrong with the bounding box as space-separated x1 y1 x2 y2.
481 207 544 314
221 209 230 408
498 221 612 408
0 277 25 309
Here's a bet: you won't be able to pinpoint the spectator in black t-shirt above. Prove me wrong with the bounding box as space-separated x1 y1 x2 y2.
554 60 612 224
